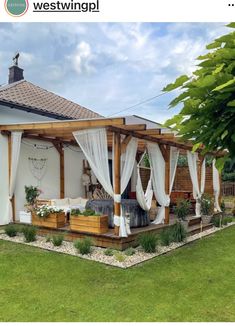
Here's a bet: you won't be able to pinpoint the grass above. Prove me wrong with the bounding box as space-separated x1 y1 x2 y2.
0 226 235 322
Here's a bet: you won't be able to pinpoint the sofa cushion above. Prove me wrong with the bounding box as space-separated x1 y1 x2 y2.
51 198 69 207
69 197 88 207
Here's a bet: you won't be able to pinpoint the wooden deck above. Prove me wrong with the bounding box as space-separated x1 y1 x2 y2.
15 215 213 250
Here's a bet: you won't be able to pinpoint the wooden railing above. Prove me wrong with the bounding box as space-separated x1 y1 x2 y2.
222 182 235 197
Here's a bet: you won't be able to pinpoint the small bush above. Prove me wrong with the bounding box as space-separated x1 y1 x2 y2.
124 247 136 256
138 233 158 253
104 248 114 256
211 215 222 227
226 217 233 223
201 193 214 216
114 252 126 262
82 209 96 216
4 224 18 237
45 235 51 243
171 222 187 243
74 237 92 255
52 235 64 246
22 226 37 243
159 227 173 246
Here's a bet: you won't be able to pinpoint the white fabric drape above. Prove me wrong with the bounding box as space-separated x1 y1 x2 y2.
187 151 206 216
7 131 22 223
187 151 201 216
73 128 113 196
170 147 179 193
147 143 170 224
136 168 153 211
213 159 221 212
73 128 138 237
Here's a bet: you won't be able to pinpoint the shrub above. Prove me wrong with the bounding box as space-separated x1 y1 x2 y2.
138 233 158 253
104 248 114 256
211 215 222 227
74 237 92 255
174 199 191 221
227 217 233 223
82 209 101 217
35 205 63 218
159 227 173 246
171 222 187 242
124 247 136 256
114 252 126 262
70 208 81 216
52 235 64 246
221 201 226 213
4 224 18 237
22 226 37 242
201 193 214 216
45 235 51 243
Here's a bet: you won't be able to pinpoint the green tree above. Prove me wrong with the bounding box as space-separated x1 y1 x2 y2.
164 23 235 168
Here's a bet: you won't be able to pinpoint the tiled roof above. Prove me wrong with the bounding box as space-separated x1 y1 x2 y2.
0 80 101 119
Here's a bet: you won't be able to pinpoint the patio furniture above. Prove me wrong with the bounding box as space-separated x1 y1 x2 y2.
86 199 150 228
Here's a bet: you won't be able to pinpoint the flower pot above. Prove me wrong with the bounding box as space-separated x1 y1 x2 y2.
32 212 66 228
70 215 108 234
201 215 212 224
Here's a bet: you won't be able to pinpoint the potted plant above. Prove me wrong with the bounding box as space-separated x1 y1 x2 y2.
25 185 42 208
174 199 191 230
32 205 65 228
201 193 214 224
70 208 108 234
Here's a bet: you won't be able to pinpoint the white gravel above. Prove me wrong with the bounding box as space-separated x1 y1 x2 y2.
0 222 234 269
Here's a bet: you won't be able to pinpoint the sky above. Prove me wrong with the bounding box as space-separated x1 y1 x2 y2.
0 22 229 123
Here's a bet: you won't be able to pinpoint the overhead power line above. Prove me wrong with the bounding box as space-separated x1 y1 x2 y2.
107 91 169 117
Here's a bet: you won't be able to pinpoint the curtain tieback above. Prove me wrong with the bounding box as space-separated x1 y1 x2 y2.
114 194 121 203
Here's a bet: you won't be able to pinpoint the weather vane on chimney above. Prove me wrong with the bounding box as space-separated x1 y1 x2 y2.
13 52 20 66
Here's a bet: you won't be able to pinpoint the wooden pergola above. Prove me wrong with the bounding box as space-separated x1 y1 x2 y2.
0 116 221 234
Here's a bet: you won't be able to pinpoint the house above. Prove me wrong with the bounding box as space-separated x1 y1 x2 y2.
0 58 169 223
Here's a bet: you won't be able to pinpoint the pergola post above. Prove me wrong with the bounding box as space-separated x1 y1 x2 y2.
113 131 121 236
8 133 16 222
53 142 65 199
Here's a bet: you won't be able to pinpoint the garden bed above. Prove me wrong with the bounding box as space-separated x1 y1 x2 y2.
0 222 234 268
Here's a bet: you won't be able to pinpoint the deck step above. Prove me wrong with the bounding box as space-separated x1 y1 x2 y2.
187 223 213 236
188 216 201 226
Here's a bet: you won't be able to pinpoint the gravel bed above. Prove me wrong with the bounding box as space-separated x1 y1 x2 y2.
0 222 234 268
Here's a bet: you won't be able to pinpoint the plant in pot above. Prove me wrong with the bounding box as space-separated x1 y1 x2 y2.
70 208 109 234
174 199 191 230
32 205 65 228
25 185 42 211
201 193 214 224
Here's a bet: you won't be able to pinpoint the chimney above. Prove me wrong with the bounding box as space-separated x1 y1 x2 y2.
8 53 24 84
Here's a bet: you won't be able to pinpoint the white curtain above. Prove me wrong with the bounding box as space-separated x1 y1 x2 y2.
187 151 207 216
136 168 153 211
213 159 221 212
73 128 138 237
5 131 22 224
73 128 113 197
147 143 169 224
170 146 179 193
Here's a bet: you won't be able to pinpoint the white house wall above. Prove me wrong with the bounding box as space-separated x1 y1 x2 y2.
0 105 57 123
0 134 9 223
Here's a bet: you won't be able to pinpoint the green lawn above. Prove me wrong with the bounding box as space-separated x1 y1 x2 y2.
0 226 235 322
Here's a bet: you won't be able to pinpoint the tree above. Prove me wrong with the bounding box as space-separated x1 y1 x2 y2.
164 23 235 169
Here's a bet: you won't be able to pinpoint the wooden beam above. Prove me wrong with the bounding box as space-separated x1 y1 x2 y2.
138 129 161 135
0 117 125 131
8 134 15 222
113 131 121 236
53 142 65 199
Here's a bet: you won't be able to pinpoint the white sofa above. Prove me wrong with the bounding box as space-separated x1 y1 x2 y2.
50 197 88 213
